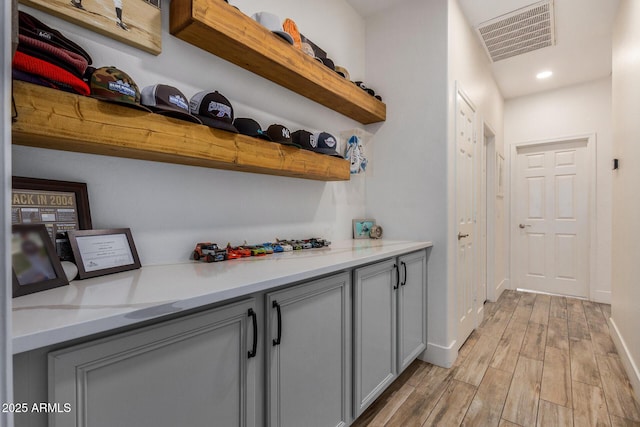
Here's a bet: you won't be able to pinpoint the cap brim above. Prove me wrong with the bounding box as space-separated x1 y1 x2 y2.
152 108 202 124
91 95 153 112
314 148 343 158
197 115 239 133
274 31 294 44
277 141 302 149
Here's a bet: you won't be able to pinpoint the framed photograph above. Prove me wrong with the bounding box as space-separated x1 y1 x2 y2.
12 224 69 298
68 228 141 279
20 0 162 55
353 219 376 239
496 153 505 198
12 177 92 260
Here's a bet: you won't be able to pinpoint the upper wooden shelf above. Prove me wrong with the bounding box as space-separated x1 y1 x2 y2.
169 0 386 125
11 81 350 182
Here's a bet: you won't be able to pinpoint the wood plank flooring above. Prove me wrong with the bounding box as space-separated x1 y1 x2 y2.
352 290 640 427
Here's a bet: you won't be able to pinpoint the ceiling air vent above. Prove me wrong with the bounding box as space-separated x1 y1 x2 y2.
476 0 556 62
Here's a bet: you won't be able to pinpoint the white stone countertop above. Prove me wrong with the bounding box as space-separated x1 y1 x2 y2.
12 239 432 354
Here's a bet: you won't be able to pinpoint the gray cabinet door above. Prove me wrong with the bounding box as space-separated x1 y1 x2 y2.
353 259 398 417
48 299 258 427
266 272 351 427
397 250 428 372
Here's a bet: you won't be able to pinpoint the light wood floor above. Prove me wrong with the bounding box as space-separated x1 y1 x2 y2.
352 290 640 427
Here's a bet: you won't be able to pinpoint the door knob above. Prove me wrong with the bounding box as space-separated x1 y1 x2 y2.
457 232 469 240
519 224 531 229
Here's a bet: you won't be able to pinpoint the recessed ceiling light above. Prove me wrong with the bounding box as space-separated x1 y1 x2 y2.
536 70 553 79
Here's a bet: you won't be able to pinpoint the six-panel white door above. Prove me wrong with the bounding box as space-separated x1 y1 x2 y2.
514 140 589 297
456 91 476 347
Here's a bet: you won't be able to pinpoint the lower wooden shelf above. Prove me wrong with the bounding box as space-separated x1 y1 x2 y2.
11 81 350 181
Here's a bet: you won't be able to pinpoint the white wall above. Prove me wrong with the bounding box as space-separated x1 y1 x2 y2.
13 1 368 266
364 0 450 365
504 77 613 303
611 0 640 397
364 0 504 367
447 0 505 356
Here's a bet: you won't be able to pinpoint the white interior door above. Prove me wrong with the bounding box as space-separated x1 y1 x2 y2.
456 90 476 347
514 140 589 297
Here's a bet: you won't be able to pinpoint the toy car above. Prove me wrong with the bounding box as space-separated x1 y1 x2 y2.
300 240 313 250
193 242 226 263
275 239 293 252
271 243 284 253
291 240 303 250
309 238 331 248
262 243 275 254
226 243 251 259
249 246 267 256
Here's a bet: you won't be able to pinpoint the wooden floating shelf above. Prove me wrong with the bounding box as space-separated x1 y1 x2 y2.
11 81 350 182
169 0 386 125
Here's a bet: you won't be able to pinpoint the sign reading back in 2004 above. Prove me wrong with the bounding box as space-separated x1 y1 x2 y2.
12 189 80 240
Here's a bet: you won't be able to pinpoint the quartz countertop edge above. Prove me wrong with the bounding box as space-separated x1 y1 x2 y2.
12 240 432 354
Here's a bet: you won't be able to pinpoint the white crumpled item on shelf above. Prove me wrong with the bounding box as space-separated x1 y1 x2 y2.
345 135 367 174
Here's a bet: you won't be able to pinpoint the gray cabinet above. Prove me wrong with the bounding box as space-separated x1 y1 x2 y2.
397 250 428 372
48 299 259 427
266 272 351 427
353 250 427 417
353 259 398 416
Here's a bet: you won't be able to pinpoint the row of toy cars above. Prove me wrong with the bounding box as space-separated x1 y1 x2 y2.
192 239 331 263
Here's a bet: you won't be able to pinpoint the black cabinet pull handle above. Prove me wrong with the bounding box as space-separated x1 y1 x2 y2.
393 264 399 290
248 308 257 358
401 261 407 286
272 300 282 346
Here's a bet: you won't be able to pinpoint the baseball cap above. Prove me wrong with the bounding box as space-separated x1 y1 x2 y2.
18 11 92 65
292 130 343 158
320 57 335 71
267 124 300 147
283 18 302 49
313 132 343 158
190 90 238 133
335 66 350 80
233 118 272 140
141 84 202 124
251 12 294 45
90 67 151 112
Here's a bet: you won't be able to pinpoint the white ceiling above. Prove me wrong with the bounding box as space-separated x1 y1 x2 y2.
347 0 620 99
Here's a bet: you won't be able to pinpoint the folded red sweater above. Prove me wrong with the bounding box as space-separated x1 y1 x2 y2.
12 51 90 96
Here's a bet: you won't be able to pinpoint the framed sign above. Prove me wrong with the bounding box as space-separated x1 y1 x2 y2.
353 219 376 239
12 177 92 242
20 0 162 55
12 224 69 298
68 228 141 279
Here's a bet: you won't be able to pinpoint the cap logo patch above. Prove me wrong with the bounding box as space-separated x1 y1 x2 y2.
207 101 231 118
108 81 136 97
37 30 52 40
310 134 318 148
282 128 291 139
169 95 188 111
324 136 337 148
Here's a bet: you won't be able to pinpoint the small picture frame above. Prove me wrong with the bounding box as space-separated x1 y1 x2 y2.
12 224 69 298
353 219 376 239
68 228 141 279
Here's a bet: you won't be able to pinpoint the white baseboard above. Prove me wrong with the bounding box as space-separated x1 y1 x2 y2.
420 340 457 368
591 290 611 304
609 317 640 400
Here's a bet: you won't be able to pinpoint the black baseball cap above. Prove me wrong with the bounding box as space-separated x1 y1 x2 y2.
141 84 202 124
233 118 271 140
190 90 238 133
292 130 343 158
267 124 299 148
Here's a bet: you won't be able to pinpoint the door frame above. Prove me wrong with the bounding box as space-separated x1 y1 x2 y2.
481 123 497 304
509 133 597 299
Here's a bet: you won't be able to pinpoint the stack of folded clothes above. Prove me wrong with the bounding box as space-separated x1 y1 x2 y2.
13 11 93 96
